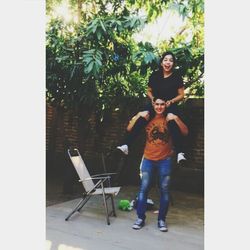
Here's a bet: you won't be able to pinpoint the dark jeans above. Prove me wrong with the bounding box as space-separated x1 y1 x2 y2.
137 157 172 221
122 102 185 154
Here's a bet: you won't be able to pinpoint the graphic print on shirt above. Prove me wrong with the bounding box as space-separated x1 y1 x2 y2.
146 121 170 145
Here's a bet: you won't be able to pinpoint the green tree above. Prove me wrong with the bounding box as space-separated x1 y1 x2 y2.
46 0 204 118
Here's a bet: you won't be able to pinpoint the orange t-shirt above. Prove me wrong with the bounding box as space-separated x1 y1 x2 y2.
143 115 174 161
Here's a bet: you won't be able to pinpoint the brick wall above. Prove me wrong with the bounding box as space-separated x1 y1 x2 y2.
46 98 204 193
181 98 204 169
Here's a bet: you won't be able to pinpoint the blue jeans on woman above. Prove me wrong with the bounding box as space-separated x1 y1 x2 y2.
136 157 172 222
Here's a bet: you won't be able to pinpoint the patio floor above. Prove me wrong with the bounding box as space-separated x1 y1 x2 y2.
46 181 204 250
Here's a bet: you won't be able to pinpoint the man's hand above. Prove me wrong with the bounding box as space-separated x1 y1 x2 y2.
138 111 150 121
166 113 177 123
127 111 150 131
166 113 189 136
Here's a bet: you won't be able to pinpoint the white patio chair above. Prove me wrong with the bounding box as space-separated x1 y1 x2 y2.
65 148 121 225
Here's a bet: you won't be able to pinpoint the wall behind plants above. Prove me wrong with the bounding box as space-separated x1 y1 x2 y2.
46 98 204 193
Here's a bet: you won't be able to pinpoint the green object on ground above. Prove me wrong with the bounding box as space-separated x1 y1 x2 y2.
118 200 132 211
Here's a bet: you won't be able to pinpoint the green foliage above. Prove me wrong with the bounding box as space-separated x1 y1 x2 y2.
46 0 204 116
46 2 151 112
83 49 103 77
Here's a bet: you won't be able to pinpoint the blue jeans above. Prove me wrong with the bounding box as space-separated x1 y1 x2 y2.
137 157 172 221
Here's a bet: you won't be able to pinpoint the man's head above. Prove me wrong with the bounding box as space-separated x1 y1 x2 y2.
152 97 166 115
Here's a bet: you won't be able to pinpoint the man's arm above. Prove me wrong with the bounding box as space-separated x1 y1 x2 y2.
166 113 189 136
126 111 149 132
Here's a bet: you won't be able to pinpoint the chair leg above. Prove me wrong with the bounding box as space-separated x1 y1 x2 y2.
65 196 89 221
77 195 91 212
101 193 110 225
110 195 116 217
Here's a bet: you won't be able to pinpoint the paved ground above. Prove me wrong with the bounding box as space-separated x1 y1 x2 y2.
46 180 204 250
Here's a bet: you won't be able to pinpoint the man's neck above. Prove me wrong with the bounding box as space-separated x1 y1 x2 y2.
155 114 164 118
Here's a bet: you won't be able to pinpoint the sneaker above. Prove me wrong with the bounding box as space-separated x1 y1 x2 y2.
117 145 129 155
177 152 186 164
132 218 145 230
158 220 168 232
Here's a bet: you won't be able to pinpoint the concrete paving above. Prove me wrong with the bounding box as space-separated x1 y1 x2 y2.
46 186 204 250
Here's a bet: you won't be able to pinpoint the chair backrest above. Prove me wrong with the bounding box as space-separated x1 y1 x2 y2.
68 148 95 192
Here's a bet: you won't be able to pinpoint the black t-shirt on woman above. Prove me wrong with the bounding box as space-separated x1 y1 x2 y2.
148 70 184 101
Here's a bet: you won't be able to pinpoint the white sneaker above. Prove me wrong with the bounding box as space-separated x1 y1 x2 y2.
132 218 145 230
158 220 168 232
117 145 129 155
177 152 186 164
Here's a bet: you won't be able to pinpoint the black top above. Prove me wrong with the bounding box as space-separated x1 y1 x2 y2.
148 70 184 101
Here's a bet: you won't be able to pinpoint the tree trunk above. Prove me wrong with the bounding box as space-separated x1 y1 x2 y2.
77 0 82 23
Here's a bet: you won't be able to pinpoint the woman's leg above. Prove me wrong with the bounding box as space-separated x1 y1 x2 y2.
117 103 155 154
165 105 186 163
167 119 185 153
123 117 148 145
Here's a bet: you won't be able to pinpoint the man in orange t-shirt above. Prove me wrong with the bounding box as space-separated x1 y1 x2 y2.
128 97 188 232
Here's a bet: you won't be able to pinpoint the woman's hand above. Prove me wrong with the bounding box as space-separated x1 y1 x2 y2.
165 100 172 107
151 98 155 106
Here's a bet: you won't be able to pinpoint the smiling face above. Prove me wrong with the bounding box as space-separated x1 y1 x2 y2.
153 99 166 115
161 54 174 73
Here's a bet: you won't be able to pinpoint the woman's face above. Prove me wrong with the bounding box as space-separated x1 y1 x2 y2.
161 54 174 73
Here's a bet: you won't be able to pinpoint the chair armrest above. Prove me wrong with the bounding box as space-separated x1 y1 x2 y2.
78 178 108 194
81 176 111 181
78 176 111 185
90 172 118 178
78 176 112 189
90 174 117 188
